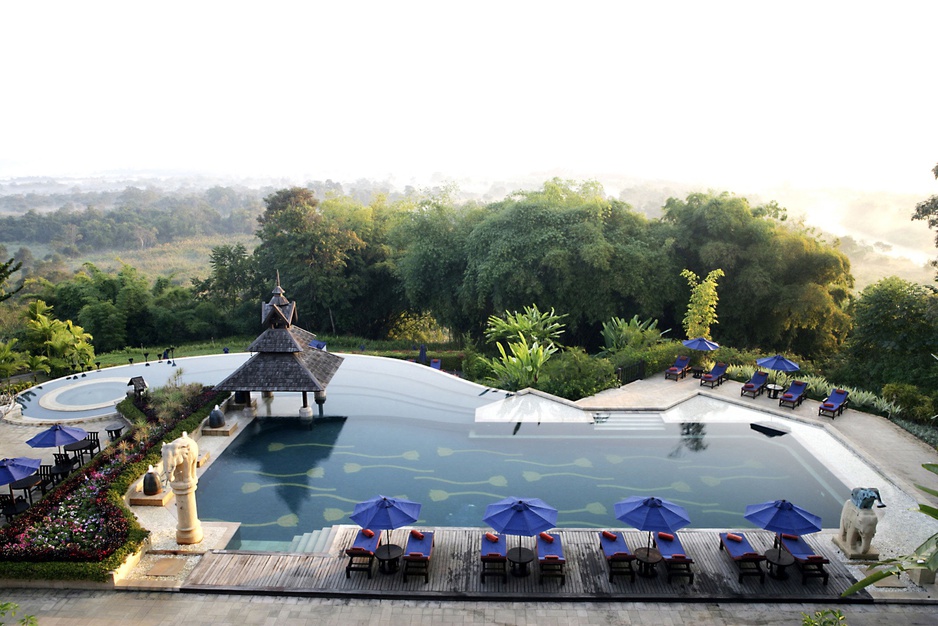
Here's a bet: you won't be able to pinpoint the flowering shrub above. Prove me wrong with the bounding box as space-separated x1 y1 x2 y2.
0 387 225 578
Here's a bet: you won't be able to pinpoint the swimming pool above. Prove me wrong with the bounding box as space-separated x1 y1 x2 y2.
197 396 849 549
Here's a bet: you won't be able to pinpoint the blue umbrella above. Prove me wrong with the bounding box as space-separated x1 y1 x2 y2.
483 497 558 545
0 457 41 487
744 499 822 547
615 496 691 549
349 494 421 545
26 424 88 454
682 337 720 352
756 354 800 384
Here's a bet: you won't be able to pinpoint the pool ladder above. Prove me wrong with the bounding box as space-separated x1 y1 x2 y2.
592 411 666 431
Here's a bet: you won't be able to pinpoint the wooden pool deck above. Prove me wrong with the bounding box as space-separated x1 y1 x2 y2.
182 526 871 603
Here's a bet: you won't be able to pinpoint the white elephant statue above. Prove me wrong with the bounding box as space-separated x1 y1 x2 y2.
838 500 879 556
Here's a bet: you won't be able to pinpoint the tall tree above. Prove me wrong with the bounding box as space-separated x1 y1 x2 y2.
0 257 22 302
911 161 938 277
681 268 724 339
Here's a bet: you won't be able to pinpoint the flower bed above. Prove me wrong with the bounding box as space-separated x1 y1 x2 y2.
0 387 226 582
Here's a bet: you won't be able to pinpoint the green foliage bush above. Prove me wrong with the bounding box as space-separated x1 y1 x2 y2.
537 348 617 400
882 383 935 423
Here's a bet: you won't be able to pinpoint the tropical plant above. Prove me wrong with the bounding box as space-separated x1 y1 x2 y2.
484 304 566 348
538 347 617 400
600 315 668 354
842 463 938 596
680 268 724 340
801 608 846 625
0 340 25 390
482 332 558 390
0 600 36 625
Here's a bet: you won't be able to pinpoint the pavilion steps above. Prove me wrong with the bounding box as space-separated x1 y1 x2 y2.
592 411 666 431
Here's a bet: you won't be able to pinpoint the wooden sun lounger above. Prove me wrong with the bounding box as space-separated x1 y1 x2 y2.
780 534 830 585
654 531 694 584
719 532 765 584
598 530 636 583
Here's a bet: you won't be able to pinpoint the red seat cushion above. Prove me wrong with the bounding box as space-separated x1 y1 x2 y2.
823 402 835 408
783 393 793 399
362 529 374 538
485 532 499 543
743 383 754 389
602 530 617 541
410 529 424 540
539 532 554 543
781 533 799 540
657 531 674 541
725 533 742 542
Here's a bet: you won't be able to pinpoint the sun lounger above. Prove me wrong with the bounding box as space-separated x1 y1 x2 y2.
700 362 728 388
740 371 769 398
718 532 765 583
345 528 381 579
779 534 830 585
664 355 692 381
480 532 508 584
402 529 434 583
654 531 694 584
818 388 849 419
536 532 566 585
778 380 807 410
598 530 636 583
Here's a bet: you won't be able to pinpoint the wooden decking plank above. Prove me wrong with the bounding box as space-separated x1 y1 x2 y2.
182 527 866 601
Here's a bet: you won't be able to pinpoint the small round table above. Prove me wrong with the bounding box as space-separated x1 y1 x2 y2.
9 475 41 504
765 548 795 580
634 547 663 578
375 544 403 574
507 547 535 577
766 384 783 399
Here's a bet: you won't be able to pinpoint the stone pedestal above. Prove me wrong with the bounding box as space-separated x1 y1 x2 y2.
162 432 203 545
832 534 879 560
909 568 936 586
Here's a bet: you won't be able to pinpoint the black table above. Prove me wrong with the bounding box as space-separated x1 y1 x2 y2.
691 366 704 379
766 384 783 400
64 439 96 464
507 547 535 577
106 425 125 441
634 547 663 578
375 544 403 574
9 475 41 504
50 463 72 484
765 548 795 580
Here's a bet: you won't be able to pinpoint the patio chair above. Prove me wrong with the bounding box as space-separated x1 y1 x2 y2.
86 431 101 455
480 532 508 584
700 362 729 388
402 529 434 583
779 533 830 585
654 531 694 585
778 380 807 410
818 388 849 419
345 528 381 579
740 371 769 398
598 530 636 583
718 532 766 584
53 452 78 472
430 359 442 370
664 355 692 381
536 532 566 585
34 464 56 497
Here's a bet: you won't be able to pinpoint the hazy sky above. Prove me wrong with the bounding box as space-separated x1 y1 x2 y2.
2 2 936 196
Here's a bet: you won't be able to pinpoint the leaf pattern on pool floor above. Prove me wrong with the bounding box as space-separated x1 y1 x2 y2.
343 463 434 474
596 481 693 493
414 475 508 487
437 447 523 457
507 457 593 468
522 471 613 482
335 450 420 460
428 489 506 502
240 481 336 493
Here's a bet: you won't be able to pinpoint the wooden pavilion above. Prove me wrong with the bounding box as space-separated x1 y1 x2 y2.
214 275 343 418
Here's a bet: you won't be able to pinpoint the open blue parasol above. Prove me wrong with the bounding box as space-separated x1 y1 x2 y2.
349 494 421 545
615 496 691 550
26 423 88 453
744 499 822 547
483 496 557 551
756 354 799 384
682 337 720 352
0 457 41 487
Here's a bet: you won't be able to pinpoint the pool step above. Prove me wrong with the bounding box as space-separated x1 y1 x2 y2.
592 411 666 431
288 526 337 554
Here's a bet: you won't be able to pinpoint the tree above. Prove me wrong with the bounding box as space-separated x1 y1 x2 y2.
0 339 25 391
253 187 367 335
0 257 22 303
681 268 724 340
484 304 566 348
662 192 853 358
911 162 938 276
835 277 938 391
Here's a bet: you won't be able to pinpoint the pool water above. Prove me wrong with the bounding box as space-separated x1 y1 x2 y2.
197 414 848 547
